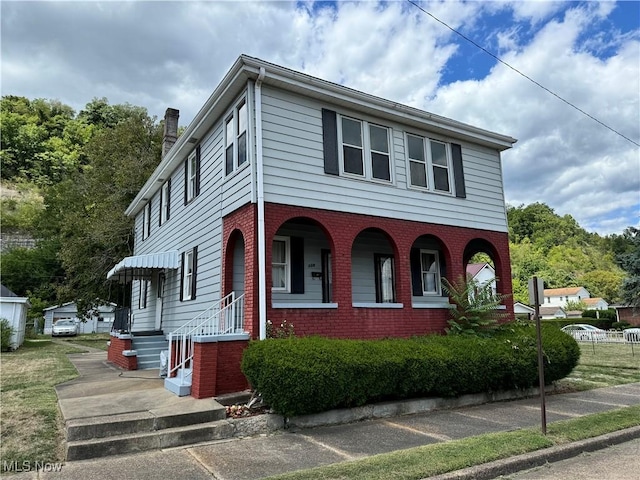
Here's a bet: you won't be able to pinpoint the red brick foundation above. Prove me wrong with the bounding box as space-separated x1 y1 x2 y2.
107 334 137 370
190 338 250 399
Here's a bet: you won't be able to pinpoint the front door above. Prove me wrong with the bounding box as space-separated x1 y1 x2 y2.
155 272 165 331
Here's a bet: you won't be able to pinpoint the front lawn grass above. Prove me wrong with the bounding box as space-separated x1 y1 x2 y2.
56 332 111 351
555 343 640 391
268 405 640 480
0 339 84 466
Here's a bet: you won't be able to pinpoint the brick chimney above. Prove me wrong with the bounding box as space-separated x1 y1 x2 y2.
162 108 179 158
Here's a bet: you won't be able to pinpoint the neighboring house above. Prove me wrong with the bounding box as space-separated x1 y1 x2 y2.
539 306 567 319
543 287 590 307
0 284 30 350
582 297 609 311
466 262 497 297
43 302 115 335
106 55 517 398
513 302 534 319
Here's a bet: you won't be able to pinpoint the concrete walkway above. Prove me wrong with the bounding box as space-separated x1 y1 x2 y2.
9 348 640 479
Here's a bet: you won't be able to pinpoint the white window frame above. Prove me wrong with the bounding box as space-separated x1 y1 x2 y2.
142 202 151 240
160 181 169 226
420 249 441 295
338 114 393 183
186 151 197 202
182 249 195 301
272 236 290 292
405 133 454 195
224 96 248 176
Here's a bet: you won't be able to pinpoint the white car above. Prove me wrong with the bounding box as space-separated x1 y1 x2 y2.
52 319 78 337
560 324 607 341
623 328 640 343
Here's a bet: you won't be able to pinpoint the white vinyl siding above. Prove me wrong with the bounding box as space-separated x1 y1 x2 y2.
260 86 508 232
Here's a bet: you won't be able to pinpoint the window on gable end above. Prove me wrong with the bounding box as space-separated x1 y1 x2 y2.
159 180 171 226
180 247 198 301
225 97 249 176
184 146 200 204
142 201 151 240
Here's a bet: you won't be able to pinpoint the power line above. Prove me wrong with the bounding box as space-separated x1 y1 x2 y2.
406 0 640 147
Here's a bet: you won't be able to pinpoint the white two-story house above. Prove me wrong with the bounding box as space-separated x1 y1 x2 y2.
107 55 517 398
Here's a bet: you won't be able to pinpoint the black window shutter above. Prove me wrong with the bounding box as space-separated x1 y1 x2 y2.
290 237 305 294
183 159 188 205
179 252 185 301
158 188 163 227
321 109 339 175
195 145 201 197
191 246 198 300
167 178 171 220
410 248 423 296
451 143 466 198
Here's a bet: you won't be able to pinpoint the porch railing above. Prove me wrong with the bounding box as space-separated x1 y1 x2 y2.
167 292 245 382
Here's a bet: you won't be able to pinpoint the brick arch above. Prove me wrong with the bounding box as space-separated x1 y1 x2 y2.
223 229 245 296
463 237 509 298
272 215 336 255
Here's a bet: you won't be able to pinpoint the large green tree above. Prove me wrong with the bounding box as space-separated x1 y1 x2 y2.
45 107 163 313
618 227 640 308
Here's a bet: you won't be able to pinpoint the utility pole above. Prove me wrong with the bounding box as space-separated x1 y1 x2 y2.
529 276 547 435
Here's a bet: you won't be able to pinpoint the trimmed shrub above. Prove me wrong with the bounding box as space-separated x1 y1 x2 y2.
241 323 580 417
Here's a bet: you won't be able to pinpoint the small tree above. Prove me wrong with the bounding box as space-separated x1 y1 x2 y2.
442 276 510 336
1 319 14 351
564 300 587 312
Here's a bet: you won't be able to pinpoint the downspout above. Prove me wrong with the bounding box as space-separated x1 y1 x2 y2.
255 66 267 340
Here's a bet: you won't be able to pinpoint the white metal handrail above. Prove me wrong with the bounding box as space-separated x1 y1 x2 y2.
167 292 245 381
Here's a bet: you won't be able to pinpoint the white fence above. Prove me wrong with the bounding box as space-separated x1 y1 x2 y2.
564 330 640 344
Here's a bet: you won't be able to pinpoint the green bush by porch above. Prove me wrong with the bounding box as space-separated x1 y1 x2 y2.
241 323 580 417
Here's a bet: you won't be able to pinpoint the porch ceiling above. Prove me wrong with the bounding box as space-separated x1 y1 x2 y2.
107 251 179 282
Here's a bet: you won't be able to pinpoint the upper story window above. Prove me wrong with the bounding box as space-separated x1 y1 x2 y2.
225 98 248 176
407 134 453 194
159 180 171 226
339 115 391 182
142 201 151 240
272 236 290 292
184 146 201 205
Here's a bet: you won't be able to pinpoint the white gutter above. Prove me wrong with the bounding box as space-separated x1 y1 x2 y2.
255 66 267 340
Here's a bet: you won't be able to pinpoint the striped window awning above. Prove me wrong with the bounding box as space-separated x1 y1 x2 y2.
107 251 179 282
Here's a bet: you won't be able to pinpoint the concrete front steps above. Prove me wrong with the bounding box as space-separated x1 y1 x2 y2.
131 333 168 370
65 399 230 460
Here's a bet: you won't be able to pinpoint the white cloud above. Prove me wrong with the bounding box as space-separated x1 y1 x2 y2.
1 0 638 234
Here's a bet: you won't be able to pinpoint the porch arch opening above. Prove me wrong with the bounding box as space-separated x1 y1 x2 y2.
409 234 451 306
351 227 400 305
271 217 335 306
224 229 246 298
463 238 504 297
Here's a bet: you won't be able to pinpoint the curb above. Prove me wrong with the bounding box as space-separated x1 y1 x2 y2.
426 425 640 480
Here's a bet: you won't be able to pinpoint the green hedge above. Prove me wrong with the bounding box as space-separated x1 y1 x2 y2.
241 323 580 417
540 317 614 330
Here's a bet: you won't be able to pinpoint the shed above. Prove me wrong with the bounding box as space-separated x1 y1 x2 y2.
0 284 30 350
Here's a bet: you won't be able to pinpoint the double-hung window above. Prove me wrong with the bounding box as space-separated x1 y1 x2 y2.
420 250 441 295
339 116 391 182
142 202 151 240
272 236 290 292
184 146 200 205
180 247 198 301
407 134 453 194
159 180 170 226
225 99 248 176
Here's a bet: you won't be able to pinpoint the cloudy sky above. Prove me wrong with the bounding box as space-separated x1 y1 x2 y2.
2 0 639 235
